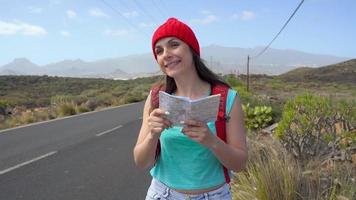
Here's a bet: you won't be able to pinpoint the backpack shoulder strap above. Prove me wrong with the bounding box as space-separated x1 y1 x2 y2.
212 84 231 183
150 85 162 108
150 85 165 161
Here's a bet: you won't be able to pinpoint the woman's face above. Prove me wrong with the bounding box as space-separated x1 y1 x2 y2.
154 37 194 78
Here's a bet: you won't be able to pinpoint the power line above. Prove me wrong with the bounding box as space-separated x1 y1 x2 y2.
132 0 159 26
250 0 305 59
99 0 150 38
150 0 168 19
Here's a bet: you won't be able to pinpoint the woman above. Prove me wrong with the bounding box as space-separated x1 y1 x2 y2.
134 17 247 200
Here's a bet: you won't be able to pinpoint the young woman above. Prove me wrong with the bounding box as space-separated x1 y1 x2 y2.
134 17 247 200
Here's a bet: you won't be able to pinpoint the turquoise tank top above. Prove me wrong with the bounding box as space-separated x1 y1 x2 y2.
150 89 238 190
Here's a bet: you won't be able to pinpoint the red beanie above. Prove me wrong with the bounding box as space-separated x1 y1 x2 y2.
152 17 200 60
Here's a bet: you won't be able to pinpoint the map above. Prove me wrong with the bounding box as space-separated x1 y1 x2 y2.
159 91 221 126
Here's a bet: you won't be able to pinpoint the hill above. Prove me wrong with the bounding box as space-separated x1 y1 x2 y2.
278 59 356 84
0 46 349 78
0 75 160 108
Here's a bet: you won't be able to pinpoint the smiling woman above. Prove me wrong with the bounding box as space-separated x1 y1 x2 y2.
133 17 248 200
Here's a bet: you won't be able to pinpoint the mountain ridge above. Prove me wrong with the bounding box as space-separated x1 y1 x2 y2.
0 45 350 79
278 59 356 83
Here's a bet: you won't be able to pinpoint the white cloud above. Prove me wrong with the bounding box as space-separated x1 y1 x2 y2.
231 11 256 21
104 29 129 36
28 6 43 14
123 11 139 18
241 11 255 21
67 10 77 19
89 8 109 18
138 22 155 28
60 30 70 37
0 20 47 36
49 0 61 7
190 15 218 25
200 10 211 15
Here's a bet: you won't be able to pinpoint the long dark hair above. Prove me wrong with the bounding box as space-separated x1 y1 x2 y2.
155 49 230 94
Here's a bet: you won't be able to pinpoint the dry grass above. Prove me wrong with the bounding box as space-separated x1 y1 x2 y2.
231 133 356 200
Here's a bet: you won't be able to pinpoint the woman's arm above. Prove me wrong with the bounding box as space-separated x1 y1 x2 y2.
133 94 171 169
209 96 248 172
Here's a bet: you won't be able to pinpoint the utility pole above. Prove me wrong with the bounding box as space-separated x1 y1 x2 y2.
246 55 250 92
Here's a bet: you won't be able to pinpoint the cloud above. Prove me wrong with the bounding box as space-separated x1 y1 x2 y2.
232 11 256 21
0 20 47 36
89 8 109 18
28 6 43 14
123 11 139 18
200 10 211 15
49 0 61 7
60 30 70 37
241 11 255 21
67 10 77 19
190 15 218 25
104 29 129 36
138 22 155 28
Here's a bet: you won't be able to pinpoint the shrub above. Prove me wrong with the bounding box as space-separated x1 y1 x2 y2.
75 104 90 113
85 98 102 111
57 103 76 116
242 103 273 132
0 99 14 115
19 111 35 124
232 138 299 200
275 94 355 164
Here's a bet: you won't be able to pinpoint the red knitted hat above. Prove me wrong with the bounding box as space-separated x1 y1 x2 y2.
152 17 200 60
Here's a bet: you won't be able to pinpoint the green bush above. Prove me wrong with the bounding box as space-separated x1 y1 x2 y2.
0 99 14 115
242 103 273 132
224 74 241 87
275 93 355 163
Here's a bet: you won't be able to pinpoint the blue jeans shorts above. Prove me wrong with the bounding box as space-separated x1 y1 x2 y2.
145 178 232 200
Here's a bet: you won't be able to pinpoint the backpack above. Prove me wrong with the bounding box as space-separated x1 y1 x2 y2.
150 84 231 183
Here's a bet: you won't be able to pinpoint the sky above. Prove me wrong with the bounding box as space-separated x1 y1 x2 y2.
0 0 355 66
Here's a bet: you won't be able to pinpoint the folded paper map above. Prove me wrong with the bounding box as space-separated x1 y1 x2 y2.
159 91 221 126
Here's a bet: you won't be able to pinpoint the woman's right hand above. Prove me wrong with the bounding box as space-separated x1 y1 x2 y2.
147 108 172 138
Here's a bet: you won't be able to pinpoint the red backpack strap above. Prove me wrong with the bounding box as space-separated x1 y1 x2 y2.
212 84 231 183
151 85 161 108
150 85 165 161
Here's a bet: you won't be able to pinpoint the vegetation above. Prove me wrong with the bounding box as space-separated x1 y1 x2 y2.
0 59 355 199
242 103 273 132
0 75 160 129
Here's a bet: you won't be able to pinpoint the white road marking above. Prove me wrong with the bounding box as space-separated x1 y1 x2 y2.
95 125 123 137
0 151 57 175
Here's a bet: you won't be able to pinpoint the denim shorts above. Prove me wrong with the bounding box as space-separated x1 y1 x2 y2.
145 178 232 200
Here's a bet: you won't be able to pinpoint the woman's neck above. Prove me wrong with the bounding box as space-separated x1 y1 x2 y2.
173 73 210 100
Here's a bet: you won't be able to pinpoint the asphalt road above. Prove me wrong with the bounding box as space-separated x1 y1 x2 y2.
0 102 151 200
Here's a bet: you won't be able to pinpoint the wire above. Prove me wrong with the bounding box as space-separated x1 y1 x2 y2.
99 0 151 38
150 0 168 19
132 0 159 26
251 0 305 59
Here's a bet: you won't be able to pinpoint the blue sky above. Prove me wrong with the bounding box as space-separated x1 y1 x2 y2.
0 0 355 66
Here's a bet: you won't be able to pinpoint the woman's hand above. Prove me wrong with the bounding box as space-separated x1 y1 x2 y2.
181 119 217 148
147 108 172 138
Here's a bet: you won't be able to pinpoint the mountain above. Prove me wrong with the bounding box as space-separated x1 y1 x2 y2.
201 45 350 74
0 46 351 79
278 59 356 83
0 58 45 75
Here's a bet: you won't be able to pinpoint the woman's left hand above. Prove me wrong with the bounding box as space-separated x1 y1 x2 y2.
181 119 217 148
